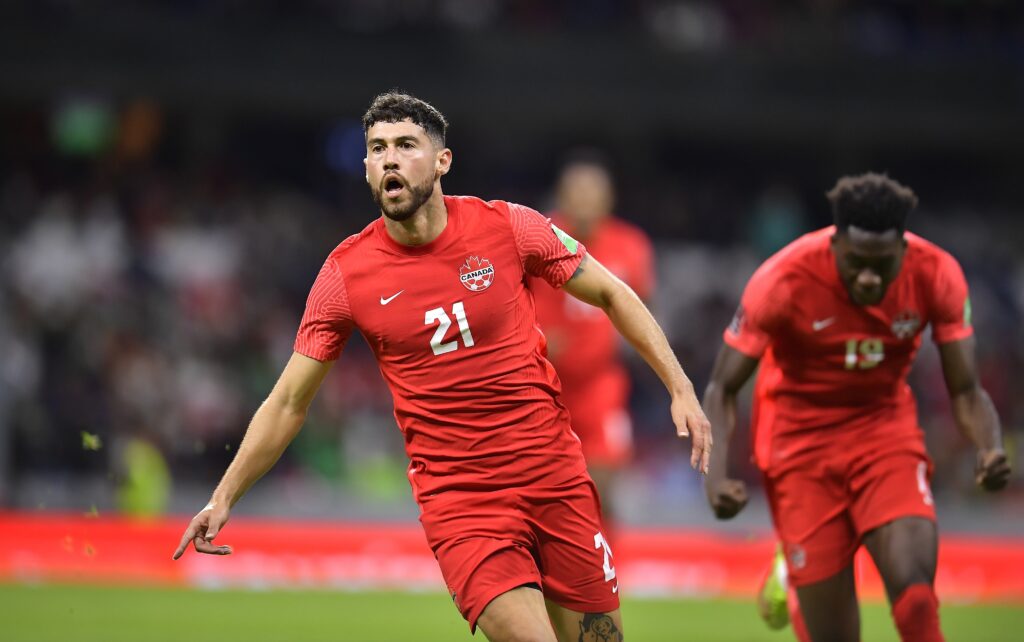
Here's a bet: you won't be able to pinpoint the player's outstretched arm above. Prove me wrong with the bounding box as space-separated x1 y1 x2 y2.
561 255 712 473
701 344 759 519
172 352 334 559
938 336 1011 491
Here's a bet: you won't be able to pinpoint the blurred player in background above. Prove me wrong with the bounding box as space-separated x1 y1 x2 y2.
173 92 711 642
531 152 655 534
702 173 1011 642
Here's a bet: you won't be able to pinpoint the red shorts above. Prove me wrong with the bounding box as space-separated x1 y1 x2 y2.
419 478 620 632
561 371 633 467
765 446 936 587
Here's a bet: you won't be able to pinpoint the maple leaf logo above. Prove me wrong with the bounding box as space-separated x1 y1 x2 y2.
459 256 495 292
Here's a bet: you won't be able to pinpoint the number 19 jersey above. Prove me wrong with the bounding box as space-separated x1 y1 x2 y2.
294 195 589 500
724 227 974 475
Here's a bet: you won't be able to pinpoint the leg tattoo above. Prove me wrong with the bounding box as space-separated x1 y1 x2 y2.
578 613 622 642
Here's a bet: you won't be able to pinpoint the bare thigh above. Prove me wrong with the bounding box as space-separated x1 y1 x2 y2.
862 516 937 603
476 585 557 642
794 564 860 642
546 600 624 642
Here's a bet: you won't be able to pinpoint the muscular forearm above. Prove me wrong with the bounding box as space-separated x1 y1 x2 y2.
950 386 1003 452
211 397 307 507
603 285 693 399
702 383 736 478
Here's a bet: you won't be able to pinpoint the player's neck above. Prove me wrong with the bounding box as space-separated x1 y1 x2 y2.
382 188 448 247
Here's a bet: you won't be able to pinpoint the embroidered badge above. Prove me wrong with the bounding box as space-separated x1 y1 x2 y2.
891 310 922 340
459 256 495 292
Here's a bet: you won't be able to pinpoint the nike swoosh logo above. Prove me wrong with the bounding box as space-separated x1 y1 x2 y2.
380 290 404 305
612 583 619 594
812 317 836 332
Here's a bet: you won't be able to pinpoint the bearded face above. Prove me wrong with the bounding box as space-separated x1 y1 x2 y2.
370 170 436 222
364 119 448 222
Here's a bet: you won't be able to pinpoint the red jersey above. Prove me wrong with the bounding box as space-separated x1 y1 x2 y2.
294 196 590 500
531 216 655 387
724 227 973 474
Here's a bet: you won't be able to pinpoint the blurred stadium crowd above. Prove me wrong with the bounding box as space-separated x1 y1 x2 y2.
0 0 1021 524
7 0 1023 50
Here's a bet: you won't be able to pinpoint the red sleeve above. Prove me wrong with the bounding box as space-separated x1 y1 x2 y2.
293 257 355 361
929 250 974 345
723 263 787 359
506 202 587 288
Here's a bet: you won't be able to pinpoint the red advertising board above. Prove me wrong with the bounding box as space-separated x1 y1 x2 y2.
2 512 1021 603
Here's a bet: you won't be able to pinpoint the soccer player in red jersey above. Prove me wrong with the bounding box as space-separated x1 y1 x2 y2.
172 93 711 642
531 153 655 530
703 173 1011 642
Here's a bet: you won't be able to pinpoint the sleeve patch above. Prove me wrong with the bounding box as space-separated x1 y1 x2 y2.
728 305 745 336
551 224 578 255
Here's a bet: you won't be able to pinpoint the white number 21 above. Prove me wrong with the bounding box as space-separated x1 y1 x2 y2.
425 301 475 356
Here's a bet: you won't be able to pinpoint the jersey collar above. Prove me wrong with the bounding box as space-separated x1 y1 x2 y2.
376 196 461 256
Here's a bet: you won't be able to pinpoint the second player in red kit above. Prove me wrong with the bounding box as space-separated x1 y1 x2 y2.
173 93 711 642
531 154 655 528
703 174 1010 642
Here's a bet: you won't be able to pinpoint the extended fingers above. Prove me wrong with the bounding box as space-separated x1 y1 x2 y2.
173 523 199 560
687 416 712 474
701 424 713 475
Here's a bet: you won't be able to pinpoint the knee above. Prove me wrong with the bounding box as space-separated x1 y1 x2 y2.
893 583 938 616
888 566 934 600
891 584 942 642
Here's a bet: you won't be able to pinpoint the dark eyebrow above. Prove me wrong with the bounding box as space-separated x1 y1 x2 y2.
367 135 421 147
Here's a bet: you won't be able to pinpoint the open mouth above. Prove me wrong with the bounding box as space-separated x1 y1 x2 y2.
383 175 405 199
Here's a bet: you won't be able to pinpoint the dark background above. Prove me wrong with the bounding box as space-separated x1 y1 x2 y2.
0 0 1021 530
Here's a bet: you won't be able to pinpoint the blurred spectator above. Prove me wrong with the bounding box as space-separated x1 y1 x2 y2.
0 1 1021 522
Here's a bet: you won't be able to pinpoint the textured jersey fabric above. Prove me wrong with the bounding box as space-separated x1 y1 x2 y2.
724 227 974 473
295 195 590 500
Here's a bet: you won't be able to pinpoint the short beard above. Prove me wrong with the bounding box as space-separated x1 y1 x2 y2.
372 176 435 222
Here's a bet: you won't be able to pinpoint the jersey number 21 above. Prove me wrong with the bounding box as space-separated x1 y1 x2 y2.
425 302 475 356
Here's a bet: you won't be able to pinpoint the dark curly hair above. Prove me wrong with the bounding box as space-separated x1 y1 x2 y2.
362 91 448 147
827 172 918 234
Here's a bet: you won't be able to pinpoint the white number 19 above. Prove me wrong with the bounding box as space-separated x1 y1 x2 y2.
425 301 475 356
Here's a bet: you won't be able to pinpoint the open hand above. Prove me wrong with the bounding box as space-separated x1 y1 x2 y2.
172 501 233 560
672 393 712 475
976 448 1011 492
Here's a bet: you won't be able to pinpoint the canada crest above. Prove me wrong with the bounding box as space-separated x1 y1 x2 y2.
891 310 922 339
459 256 495 292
